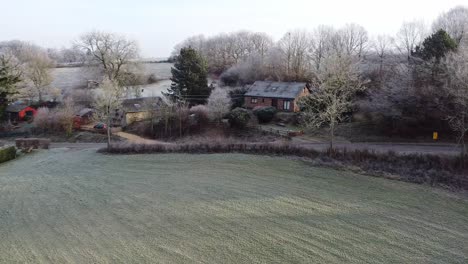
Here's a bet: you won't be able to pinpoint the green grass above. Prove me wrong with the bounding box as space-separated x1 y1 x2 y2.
0 149 467 263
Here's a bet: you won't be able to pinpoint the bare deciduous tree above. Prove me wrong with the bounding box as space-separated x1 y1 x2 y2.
58 98 78 137
299 55 366 149
250 32 274 59
373 34 394 81
443 48 468 157
76 31 139 82
395 20 427 60
310 25 334 71
432 6 468 45
174 31 275 75
0 53 22 101
143 94 163 137
23 50 54 102
93 78 125 149
338 23 369 57
278 30 312 81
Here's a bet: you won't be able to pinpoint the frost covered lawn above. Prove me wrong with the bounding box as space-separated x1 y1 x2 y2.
0 149 467 263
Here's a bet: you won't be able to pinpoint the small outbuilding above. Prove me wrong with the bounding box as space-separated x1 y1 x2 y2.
73 108 95 129
244 81 311 112
6 104 37 122
121 97 164 126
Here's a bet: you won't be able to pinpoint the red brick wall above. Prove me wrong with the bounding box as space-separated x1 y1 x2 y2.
245 97 273 109
245 97 294 112
244 87 310 113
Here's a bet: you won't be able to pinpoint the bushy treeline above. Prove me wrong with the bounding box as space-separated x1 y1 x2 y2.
173 6 468 141
126 95 252 140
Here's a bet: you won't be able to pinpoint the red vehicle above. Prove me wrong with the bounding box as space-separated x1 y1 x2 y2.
6 104 37 122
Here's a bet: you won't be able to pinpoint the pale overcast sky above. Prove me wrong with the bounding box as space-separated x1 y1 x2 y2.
1 0 466 57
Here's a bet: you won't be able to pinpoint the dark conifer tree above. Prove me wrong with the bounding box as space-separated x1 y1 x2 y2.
165 47 210 105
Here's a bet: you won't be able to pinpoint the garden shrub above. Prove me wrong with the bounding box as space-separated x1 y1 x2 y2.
228 87 247 109
253 106 277 123
0 146 16 163
227 108 251 128
190 105 210 126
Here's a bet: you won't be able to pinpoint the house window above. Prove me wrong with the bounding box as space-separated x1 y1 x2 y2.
251 98 258 104
283 101 291 110
262 98 265 103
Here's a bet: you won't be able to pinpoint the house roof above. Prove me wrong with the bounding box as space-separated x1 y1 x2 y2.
6 104 31 113
245 81 308 99
122 97 164 113
76 108 94 117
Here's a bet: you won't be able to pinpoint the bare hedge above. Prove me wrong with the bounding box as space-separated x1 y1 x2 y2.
15 138 51 150
0 146 16 164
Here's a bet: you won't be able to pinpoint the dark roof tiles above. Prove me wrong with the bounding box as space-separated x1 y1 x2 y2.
6 104 31 113
245 81 308 99
122 97 164 113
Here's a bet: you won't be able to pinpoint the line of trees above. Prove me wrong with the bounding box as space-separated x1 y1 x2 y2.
172 5 468 154
0 41 57 104
0 31 141 149
172 6 467 85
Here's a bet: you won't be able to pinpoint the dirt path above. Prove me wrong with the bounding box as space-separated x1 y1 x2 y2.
115 131 167 144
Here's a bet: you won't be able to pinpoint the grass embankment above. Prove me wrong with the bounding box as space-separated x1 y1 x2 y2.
0 146 16 163
0 150 467 263
101 141 468 190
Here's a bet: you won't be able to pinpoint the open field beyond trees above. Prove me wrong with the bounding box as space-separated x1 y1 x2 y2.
0 149 467 263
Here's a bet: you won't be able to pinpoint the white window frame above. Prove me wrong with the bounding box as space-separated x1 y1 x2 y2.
251 98 258 104
283 100 291 110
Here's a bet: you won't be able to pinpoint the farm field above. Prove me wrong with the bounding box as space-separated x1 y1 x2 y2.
0 149 467 263
49 63 173 96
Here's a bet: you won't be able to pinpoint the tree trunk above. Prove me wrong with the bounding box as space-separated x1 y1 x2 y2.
179 112 182 138
330 122 335 150
460 115 466 167
461 130 466 168
107 105 111 150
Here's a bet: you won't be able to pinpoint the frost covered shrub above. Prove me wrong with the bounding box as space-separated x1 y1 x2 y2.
33 101 76 135
190 105 210 126
34 107 63 133
207 88 231 121
227 108 251 128
34 107 51 130
253 106 277 123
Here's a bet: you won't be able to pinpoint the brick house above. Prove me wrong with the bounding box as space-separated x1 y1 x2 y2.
244 81 311 112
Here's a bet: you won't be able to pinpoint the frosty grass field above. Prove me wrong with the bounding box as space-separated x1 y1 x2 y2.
51 63 173 97
0 148 467 263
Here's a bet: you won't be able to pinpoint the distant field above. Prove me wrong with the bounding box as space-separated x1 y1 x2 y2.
49 63 173 95
0 150 467 263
